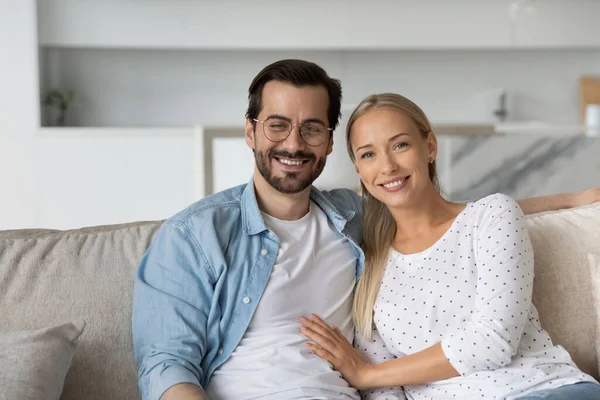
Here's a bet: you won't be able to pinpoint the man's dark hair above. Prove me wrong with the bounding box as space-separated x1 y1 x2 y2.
245 59 343 131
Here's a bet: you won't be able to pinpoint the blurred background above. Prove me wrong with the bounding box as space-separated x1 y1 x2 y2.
1 0 600 230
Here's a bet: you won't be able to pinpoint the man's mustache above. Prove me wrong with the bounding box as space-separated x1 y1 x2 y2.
269 150 316 161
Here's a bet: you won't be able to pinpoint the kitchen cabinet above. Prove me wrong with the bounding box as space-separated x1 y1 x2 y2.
38 0 512 50
38 0 600 50
511 0 600 48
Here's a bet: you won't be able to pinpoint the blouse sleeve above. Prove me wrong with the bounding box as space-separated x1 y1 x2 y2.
354 326 407 400
440 194 534 376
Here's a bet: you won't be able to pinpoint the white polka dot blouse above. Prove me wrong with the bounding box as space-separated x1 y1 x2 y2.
355 194 597 400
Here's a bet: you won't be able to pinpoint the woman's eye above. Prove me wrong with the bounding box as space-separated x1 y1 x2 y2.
394 142 408 150
360 152 374 159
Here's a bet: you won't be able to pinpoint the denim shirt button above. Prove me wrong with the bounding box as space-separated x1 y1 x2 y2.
217 348 224 355
242 296 251 304
260 249 268 256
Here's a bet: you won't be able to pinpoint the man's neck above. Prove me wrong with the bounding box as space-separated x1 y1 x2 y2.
253 170 311 221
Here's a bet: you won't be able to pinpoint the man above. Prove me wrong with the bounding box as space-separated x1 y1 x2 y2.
132 59 599 400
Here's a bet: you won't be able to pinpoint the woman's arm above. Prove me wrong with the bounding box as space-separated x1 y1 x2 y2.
517 187 600 215
353 327 407 399
302 194 534 389
302 315 459 389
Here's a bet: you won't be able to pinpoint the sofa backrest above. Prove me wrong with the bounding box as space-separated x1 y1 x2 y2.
525 202 600 380
0 221 162 400
0 203 599 400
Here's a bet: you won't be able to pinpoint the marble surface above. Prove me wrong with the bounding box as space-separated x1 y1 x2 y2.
436 135 600 203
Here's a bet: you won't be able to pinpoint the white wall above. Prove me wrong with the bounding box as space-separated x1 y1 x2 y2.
42 48 600 127
0 0 39 229
35 128 200 230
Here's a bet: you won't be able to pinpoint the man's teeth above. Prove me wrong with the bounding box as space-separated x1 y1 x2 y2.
383 178 406 189
279 158 303 166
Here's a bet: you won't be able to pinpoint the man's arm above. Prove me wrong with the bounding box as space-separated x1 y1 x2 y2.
161 383 209 400
517 187 600 215
133 221 215 400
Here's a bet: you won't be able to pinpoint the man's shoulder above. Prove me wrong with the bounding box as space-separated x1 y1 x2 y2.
316 187 362 214
167 184 246 227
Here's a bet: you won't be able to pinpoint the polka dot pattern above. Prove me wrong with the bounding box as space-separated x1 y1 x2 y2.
355 194 597 399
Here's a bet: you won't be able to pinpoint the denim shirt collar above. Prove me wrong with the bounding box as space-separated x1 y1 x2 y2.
240 177 356 235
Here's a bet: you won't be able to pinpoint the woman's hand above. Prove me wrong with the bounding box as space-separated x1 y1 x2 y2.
300 314 373 389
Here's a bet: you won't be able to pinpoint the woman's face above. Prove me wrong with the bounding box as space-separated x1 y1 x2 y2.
350 107 437 210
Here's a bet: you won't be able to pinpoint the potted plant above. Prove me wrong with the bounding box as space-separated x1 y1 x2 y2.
42 90 75 126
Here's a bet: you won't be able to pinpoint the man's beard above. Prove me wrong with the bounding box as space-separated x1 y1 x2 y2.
255 148 326 194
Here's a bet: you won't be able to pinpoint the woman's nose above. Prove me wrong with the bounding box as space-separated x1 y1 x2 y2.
380 152 399 173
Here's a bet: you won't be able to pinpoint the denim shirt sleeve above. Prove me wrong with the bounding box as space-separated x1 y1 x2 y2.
132 220 216 400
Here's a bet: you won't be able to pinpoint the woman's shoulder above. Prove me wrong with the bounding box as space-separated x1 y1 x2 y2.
469 193 520 211
466 193 525 229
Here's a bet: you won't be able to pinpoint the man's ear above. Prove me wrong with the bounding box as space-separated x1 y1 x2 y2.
326 133 334 156
245 118 255 150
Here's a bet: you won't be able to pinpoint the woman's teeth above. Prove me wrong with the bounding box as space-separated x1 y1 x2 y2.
383 178 406 189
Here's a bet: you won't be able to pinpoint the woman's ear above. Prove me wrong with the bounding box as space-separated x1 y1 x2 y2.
427 131 438 163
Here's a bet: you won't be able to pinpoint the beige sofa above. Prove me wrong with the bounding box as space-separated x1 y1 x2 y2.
1 203 599 400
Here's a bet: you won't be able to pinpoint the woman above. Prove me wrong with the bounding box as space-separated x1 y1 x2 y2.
300 93 600 399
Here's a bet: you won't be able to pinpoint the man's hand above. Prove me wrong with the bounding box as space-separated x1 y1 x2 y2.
573 187 600 207
161 383 209 400
517 187 600 215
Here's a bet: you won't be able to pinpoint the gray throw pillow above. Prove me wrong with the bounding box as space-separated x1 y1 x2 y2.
0 320 85 400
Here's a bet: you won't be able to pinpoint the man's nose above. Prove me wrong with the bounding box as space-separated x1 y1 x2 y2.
280 124 306 151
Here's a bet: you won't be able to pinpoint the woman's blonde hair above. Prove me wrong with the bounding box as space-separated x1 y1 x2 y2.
346 93 440 338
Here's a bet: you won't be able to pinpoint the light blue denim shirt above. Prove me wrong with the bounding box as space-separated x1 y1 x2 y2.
132 178 364 400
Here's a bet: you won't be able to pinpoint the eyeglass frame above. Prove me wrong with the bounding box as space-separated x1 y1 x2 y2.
252 117 333 147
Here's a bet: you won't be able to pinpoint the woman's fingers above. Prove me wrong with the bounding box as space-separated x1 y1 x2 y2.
300 316 337 339
309 314 339 334
305 316 351 350
302 314 336 333
306 342 339 365
301 323 337 350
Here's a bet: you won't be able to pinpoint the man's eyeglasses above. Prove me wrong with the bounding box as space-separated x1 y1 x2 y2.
253 117 332 147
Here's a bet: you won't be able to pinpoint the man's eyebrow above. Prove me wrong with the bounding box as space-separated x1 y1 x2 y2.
354 133 410 153
265 114 292 122
301 118 327 126
264 115 327 126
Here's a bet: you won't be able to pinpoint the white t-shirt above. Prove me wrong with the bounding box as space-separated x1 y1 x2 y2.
357 194 597 400
206 201 360 400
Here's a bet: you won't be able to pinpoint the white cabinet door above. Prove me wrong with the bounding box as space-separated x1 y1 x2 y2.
344 0 511 49
39 0 511 50
511 0 600 48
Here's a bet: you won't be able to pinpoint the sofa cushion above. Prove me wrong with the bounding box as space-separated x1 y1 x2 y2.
0 320 85 400
589 253 600 376
0 221 162 400
525 202 600 380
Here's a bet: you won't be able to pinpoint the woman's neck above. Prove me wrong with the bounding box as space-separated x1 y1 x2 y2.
390 187 464 244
